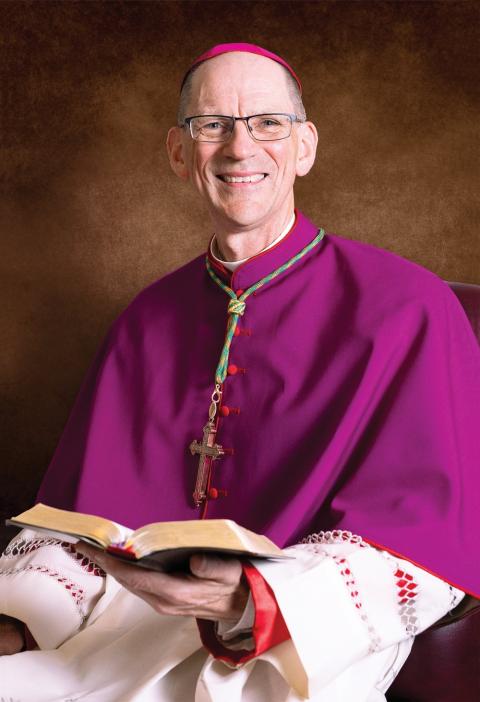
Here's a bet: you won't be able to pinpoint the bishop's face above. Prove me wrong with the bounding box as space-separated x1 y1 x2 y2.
169 53 316 236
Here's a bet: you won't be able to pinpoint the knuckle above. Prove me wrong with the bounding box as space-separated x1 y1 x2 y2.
165 589 186 606
152 601 176 617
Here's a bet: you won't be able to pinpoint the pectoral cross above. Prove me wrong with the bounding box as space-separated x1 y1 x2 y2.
189 421 225 507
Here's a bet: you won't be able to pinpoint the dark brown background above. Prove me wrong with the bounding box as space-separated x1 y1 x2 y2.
1 0 479 543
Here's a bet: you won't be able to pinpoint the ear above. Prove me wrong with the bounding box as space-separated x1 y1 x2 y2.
166 126 190 181
295 121 318 177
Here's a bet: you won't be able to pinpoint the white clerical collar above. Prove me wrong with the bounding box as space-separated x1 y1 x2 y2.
210 213 296 272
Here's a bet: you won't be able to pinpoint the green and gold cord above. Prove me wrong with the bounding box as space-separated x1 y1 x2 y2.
206 229 325 385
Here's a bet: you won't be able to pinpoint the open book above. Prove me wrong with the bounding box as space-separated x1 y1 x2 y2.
7 503 288 571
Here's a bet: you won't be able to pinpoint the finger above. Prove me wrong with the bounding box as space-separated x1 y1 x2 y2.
77 551 248 620
76 544 143 585
189 554 243 583
78 543 193 595
76 544 140 579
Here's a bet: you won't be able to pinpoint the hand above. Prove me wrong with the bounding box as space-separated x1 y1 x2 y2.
0 615 25 655
79 545 249 623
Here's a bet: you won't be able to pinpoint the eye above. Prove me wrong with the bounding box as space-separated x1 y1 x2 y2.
260 118 281 127
204 121 223 130
196 118 230 132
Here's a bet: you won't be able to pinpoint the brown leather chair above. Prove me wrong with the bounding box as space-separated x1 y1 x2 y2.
387 281 480 702
449 282 480 340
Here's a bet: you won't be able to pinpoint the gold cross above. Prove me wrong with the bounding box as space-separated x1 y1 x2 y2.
189 422 225 507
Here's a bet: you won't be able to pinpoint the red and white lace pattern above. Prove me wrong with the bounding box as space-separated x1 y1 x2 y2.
60 542 106 577
379 551 420 637
332 555 382 654
299 531 381 653
0 565 88 619
3 536 106 577
393 567 419 636
3 536 62 557
300 530 369 548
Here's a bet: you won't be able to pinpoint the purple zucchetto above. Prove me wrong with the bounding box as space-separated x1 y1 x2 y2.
180 42 302 94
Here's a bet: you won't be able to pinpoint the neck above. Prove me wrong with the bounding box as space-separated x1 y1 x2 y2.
213 203 295 262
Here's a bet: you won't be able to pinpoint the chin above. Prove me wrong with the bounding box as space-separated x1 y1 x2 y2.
216 202 272 229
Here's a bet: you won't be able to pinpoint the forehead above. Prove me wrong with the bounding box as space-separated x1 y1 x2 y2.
186 52 293 113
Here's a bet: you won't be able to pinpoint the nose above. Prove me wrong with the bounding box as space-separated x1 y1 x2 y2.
221 119 257 160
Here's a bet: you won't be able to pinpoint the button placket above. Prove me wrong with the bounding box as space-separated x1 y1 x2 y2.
206 313 247 505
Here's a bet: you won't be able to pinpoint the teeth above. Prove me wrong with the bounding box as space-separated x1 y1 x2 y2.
221 174 265 183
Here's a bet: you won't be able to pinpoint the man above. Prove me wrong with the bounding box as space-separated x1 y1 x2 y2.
0 43 479 701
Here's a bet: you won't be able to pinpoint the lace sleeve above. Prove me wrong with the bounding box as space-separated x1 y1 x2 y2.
247 529 464 698
0 529 106 649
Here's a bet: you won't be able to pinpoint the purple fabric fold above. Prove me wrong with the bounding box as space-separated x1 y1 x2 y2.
38 210 480 597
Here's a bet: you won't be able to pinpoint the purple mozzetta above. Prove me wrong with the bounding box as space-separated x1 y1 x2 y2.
38 211 480 597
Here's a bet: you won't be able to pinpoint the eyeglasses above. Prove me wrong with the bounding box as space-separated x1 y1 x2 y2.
182 113 305 142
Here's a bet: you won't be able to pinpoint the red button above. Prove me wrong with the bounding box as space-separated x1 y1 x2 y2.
219 405 230 417
228 364 246 375
236 289 244 296
208 488 228 499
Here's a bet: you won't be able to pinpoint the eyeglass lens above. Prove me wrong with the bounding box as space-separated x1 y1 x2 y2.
189 114 293 142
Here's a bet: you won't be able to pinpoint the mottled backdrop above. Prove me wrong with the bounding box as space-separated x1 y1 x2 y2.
1 0 479 542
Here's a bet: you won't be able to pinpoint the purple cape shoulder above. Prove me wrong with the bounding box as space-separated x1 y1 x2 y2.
38 210 480 597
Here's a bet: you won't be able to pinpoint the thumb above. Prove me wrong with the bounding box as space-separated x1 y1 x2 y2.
189 554 242 583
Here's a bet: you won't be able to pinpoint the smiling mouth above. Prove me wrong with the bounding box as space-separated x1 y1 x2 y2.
217 174 267 183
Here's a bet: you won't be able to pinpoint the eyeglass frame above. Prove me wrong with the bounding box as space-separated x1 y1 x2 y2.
180 112 306 142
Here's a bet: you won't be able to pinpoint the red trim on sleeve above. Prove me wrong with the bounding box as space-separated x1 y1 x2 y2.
196 562 290 665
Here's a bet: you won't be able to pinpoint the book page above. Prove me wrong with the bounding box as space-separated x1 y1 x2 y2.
7 503 129 548
129 519 284 559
